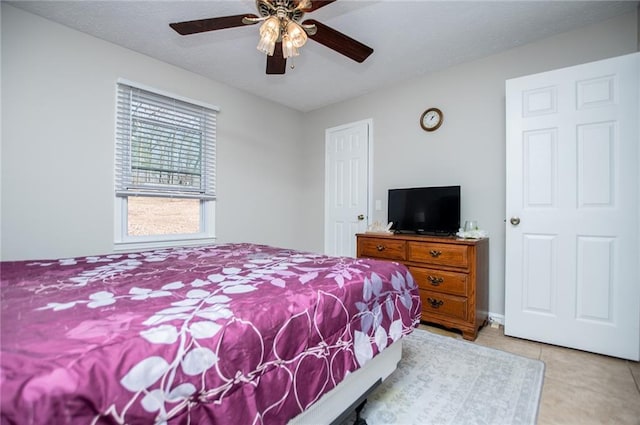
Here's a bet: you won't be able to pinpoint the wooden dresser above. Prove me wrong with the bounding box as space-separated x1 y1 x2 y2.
356 233 489 340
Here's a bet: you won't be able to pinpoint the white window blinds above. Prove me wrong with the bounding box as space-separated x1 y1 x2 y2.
116 82 217 200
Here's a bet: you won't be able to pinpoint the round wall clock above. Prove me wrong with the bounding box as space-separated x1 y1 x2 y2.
420 108 443 132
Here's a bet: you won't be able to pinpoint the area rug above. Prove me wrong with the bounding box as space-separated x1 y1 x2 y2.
356 329 545 425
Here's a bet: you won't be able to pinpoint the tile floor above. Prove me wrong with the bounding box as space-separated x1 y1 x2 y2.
420 323 640 425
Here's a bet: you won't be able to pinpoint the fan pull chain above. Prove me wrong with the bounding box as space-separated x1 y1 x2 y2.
290 56 295 70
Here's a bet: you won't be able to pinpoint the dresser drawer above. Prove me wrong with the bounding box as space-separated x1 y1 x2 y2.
358 238 406 261
407 241 469 268
420 290 467 321
409 266 468 296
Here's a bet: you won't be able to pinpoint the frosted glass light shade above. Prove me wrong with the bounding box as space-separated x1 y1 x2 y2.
257 17 280 56
282 34 299 58
286 21 307 48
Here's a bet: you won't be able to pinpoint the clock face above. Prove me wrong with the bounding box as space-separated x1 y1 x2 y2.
420 108 443 131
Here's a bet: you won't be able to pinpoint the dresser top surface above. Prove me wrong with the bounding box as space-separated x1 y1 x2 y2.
356 233 488 246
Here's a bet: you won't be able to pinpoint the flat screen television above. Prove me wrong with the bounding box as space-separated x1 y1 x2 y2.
388 186 460 235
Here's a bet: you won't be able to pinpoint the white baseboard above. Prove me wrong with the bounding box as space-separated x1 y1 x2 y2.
488 312 505 326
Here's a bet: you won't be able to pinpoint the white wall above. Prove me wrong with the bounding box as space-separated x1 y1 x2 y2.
1 4 306 260
300 11 638 317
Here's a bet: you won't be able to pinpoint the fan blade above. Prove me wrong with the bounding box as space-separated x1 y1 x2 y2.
299 0 338 12
266 43 287 74
303 19 373 63
170 14 259 35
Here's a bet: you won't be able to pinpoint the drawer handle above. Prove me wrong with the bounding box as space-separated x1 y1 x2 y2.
429 250 442 257
427 297 444 309
427 276 444 286
376 245 386 252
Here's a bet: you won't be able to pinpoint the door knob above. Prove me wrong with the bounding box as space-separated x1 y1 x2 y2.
510 217 521 226
357 214 365 221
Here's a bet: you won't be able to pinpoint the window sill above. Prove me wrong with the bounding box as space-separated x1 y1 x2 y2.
113 236 217 253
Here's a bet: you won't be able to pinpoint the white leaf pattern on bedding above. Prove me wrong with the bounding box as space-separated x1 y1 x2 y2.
354 331 373 366
190 278 210 287
405 270 416 288
375 326 388 352
141 389 165 412
361 312 373 335
141 325 179 344
299 272 318 284
194 306 233 321
372 302 383 329
121 356 170 392
186 289 210 299
207 274 225 283
370 273 383 296
389 319 404 342
391 272 405 291
203 295 232 304
222 267 241 275
155 306 196 316
189 321 222 339
363 277 372 301
384 295 395 320
87 296 116 309
400 292 413 310
37 301 77 311
181 347 218 376
171 298 201 307
270 278 286 288
167 383 196 402
89 291 114 300
162 281 184 290
222 285 258 294
130 287 172 300
60 258 77 266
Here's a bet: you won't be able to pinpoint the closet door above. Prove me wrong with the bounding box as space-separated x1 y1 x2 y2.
505 53 639 360
324 120 371 258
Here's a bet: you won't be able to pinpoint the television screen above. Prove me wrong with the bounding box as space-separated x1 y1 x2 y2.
388 186 460 235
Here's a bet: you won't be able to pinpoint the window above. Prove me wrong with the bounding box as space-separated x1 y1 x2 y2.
115 80 218 250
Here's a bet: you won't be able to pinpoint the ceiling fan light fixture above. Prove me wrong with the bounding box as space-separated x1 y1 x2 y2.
286 20 307 48
257 16 280 55
170 0 375 74
282 34 299 59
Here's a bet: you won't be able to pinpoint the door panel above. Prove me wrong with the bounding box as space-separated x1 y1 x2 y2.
577 122 614 207
522 234 556 315
576 236 613 322
524 129 557 207
505 53 639 360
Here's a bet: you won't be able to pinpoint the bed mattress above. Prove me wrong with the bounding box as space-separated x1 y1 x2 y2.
0 243 420 424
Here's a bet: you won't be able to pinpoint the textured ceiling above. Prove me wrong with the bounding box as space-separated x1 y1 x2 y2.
8 0 638 111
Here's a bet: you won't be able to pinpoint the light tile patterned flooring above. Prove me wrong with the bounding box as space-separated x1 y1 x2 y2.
420 324 640 425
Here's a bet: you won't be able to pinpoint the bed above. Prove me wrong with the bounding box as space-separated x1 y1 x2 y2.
0 243 421 424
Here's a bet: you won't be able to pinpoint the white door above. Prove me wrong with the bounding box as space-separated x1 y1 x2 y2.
505 53 639 360
324 120 371 257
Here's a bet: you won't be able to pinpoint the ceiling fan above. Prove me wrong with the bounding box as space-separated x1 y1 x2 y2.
169 0 374 74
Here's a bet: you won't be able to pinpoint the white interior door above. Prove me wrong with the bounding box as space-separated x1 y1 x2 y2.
505 53 639 360
324 120 371 257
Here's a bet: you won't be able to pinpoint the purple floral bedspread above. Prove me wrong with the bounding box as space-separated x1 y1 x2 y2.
0 243 421 424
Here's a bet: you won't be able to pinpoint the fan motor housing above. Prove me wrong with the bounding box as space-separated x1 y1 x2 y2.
257 0 305 22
